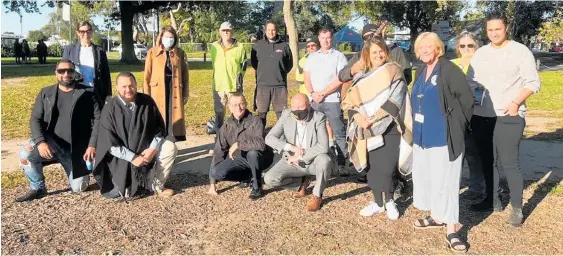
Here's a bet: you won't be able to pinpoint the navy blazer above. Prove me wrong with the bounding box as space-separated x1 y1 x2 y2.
62 43 112 105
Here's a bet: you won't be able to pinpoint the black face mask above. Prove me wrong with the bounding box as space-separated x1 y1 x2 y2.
292 108 310 121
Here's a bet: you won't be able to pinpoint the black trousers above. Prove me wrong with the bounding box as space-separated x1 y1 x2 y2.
471 115 525 209
209 150 273 190
367 129 401 206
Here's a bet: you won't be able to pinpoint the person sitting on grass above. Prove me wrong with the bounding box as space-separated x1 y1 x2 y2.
208 93 273 200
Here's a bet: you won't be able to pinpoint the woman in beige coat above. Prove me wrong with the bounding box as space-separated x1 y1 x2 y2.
144 26 189 142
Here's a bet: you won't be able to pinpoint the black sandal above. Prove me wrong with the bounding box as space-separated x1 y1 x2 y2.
413 216 446 229
445 233 468 253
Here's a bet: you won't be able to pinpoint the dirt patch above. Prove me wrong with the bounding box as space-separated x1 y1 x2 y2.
2 167 562 254
525 116 562 133
1 77 28 87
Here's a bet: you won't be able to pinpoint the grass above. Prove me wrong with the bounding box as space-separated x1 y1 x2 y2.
1 51 208 66
1 61 296 139
1 61 561 140
1 171 27 190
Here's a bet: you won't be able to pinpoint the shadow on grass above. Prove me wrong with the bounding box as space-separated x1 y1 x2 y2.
1 61 213 79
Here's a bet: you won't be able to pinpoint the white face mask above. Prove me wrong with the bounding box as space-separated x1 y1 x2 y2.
162 37 175 49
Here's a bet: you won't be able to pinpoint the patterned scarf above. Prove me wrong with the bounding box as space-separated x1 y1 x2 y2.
341 62 413 175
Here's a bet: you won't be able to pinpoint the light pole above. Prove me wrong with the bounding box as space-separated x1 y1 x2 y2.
19 13 23 37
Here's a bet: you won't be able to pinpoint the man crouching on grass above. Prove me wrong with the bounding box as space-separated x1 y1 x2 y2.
208 93 274 200
16 60 100 202
93 72 177 199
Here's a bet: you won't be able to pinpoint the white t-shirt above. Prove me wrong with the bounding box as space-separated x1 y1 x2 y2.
79 46 95 87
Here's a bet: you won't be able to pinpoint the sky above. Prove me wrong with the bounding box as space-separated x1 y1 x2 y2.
1 3 104 37
1 2 410 38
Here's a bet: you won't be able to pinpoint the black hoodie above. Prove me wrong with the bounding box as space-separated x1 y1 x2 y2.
251 35 293 87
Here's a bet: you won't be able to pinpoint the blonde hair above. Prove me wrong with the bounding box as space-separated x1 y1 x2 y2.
455 31 479 57
360 35 391 72
414 32 445 59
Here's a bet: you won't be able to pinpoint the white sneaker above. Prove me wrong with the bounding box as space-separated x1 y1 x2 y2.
385 199 400 220
359 202 385 217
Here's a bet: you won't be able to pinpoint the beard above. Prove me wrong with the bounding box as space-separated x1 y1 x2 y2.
58 78 75 88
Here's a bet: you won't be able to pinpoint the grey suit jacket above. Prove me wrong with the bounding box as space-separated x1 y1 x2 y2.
265 109 329 165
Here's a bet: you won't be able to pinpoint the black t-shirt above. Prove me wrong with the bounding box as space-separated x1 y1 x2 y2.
53 88 75 148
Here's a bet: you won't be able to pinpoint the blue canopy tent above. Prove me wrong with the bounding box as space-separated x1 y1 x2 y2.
333 27 363 51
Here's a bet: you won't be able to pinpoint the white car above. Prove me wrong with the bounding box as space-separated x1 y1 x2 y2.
118 44 148 59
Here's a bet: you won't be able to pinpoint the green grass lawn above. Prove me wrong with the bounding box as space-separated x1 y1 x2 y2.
1 61 298 139
1 62 561 140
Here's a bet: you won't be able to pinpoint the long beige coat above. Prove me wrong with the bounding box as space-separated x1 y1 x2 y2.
143 45 189 138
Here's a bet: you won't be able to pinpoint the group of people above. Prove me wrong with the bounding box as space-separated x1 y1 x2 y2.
16 12 540 253
13 39 48 64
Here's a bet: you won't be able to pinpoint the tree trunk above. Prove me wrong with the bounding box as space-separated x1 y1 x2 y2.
119 1 139 63
169 10 178 30
283 0 299 73
409 27 418 53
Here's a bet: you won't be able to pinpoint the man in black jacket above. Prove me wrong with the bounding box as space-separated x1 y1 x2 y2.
63 20 112 108
93 72 177 199
208 93 273 199
251 21 293 128
16 60 101 202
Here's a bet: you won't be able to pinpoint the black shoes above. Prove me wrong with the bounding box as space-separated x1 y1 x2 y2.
470 197 503 212
15 188 47 202
249 188 264 200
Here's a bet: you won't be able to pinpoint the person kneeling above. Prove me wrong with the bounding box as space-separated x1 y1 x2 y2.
264 93 333 212
208 93 273 200
93 72 177 199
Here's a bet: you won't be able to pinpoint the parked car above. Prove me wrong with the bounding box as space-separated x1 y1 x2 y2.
549 43 563 52
117 43 148 59
395 40 411 52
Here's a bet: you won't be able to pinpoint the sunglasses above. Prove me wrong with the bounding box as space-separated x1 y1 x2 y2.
77 29 92 34
307 44 317 48
56 68 75 74
459 44 475 49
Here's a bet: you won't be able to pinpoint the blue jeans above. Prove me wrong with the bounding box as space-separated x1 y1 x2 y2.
19 136 90 192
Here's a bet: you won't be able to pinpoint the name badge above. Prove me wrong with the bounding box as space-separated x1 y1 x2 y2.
415 113 424 123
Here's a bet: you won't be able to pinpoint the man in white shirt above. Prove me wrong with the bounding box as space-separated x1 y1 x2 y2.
303 28 348 172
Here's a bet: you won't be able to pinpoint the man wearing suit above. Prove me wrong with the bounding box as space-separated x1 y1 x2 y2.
264 93 333 211
63 20 112 108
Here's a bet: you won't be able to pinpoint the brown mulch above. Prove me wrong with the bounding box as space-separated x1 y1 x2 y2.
2 168 563 255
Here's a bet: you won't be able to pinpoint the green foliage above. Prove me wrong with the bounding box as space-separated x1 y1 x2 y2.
91 32 103 46
481 0 559 44
538 7 563 43
27 30 48 42
47 43 63 57
337 42 352 52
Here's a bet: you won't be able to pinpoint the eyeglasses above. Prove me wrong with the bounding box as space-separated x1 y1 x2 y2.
56 68 75 74
459 44 475 49
77 29 92 35
307 44 317 48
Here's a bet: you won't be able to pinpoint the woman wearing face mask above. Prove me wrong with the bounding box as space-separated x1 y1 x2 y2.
341 36 413 221
144 26 189 143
